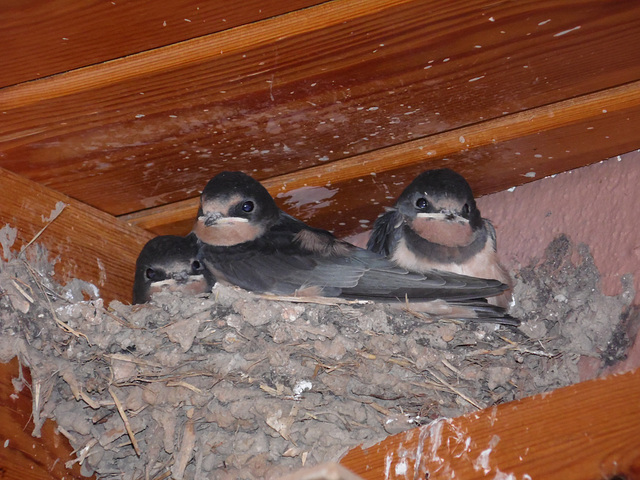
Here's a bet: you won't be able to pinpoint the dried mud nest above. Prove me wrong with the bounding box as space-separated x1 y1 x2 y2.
0 233 634 479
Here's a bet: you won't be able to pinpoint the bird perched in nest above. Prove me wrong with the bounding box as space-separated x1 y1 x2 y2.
132 234 215 304
191 171 517 325
367 168 512 308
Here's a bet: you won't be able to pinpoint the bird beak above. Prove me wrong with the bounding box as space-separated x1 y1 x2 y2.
200 212 224 227
442 209 456 221
172 271 190 283
416 211 468 224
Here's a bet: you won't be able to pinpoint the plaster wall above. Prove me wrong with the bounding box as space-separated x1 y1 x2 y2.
478 150 640 304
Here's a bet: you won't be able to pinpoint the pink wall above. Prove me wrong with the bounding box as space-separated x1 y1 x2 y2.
478 150 640 303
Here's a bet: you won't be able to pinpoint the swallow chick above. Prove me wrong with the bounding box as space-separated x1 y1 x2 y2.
367 168 512 308
192 171 517 325
132 234 215 304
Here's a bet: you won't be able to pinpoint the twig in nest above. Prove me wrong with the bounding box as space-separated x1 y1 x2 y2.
402 303 435 323
441 359 463 377
173 417 196 480
56 425 78 444
19 202 67 255
32 379 42 435
387 356 414 368
103 307 137 329
367 402 393 416
149 468 173 480
109 386 141 456
409 380 450 394
260 383 285 396
66 438 98 469
22 260 90 343
426 369 484 410
257 293 370 306
166 380 204 394
11 279 34 303
466 335 559 358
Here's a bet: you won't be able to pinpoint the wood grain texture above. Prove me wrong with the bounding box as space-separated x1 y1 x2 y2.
340 368 640 479
0 357 91 480
121 80 640 237
0 167 153 304
0 0 326 88
1 0 639 218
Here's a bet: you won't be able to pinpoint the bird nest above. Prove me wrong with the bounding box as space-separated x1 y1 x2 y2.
0 229 634 479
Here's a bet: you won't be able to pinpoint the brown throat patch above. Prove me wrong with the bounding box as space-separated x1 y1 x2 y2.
411 217 474 247
193 218 265 246
147 276 210 300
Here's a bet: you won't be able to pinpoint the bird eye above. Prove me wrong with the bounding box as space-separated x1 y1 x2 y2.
461 203 470 217
415 198 428 209
241 201 254 212
191 260 203 273
145 268 158 280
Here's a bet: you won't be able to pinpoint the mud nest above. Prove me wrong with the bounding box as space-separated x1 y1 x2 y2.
0 233 634 479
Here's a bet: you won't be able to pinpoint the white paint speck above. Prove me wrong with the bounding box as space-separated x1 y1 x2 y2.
384 453 392 478
4 439 9 448
524 171 536 178
184 18 191 22
459 135 466 143
554 25 581 37
367 106 379 111
135 114 145 118
443 57 450 62
489 16 495 22
602 109 608 113
469 75 485 82
507 187 516 192
474 448 492 474
394 459 408 475
538 19 551 26
293 380 312 397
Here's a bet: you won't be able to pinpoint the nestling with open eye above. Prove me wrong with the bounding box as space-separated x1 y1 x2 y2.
367 168 512 308
132 233 215 304
191 171 517 325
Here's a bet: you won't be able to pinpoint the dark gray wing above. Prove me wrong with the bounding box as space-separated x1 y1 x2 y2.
367 210 404 256
198 216 507 301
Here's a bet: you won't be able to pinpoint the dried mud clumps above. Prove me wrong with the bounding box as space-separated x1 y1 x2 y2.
0 234 633 479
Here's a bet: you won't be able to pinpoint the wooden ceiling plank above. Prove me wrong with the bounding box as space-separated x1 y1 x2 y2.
0 0 410 112
119 79 640 236
340 368 640 479
0 0 329 88
1 0 639 218
0 168 153 304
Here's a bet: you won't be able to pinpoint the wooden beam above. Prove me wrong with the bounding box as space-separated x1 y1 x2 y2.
0 168 153 304
340 368 640 479
0 357 91 480
0 0 327 88
120 80 640 236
